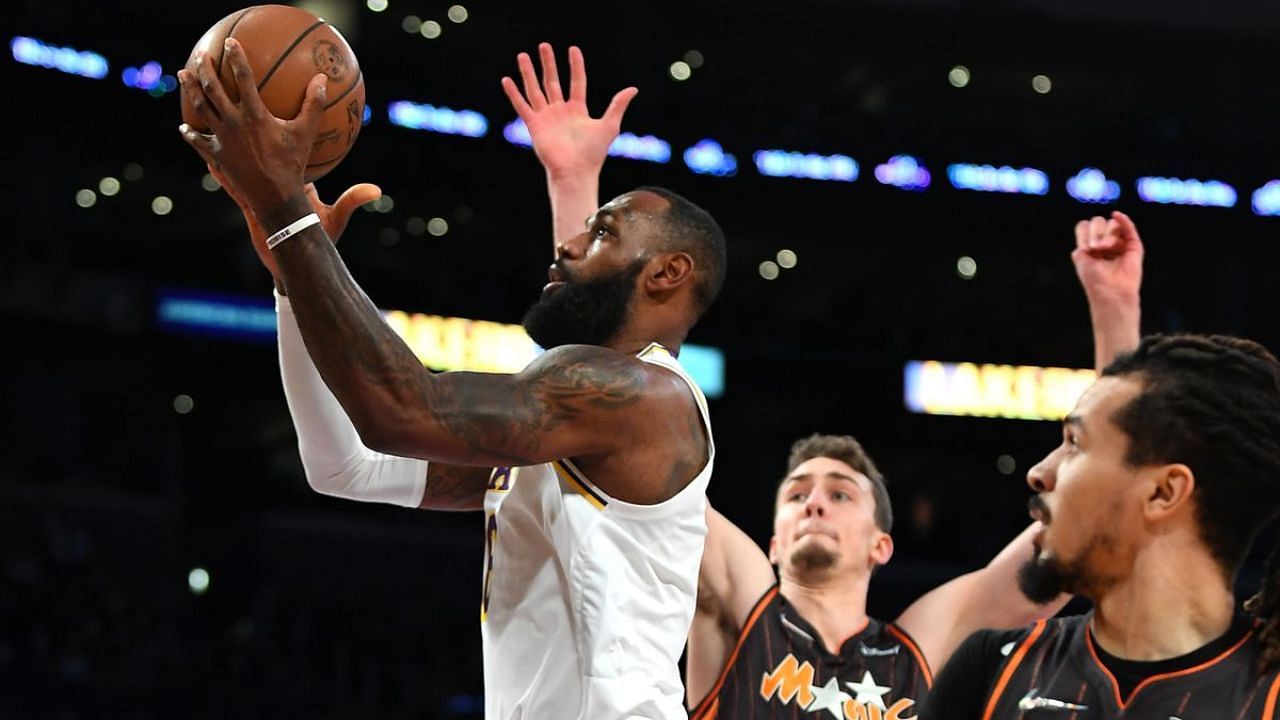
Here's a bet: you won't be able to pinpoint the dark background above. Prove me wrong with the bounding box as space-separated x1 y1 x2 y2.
5 0 1280 717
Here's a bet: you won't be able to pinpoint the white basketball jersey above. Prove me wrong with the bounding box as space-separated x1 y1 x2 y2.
479 343 714 720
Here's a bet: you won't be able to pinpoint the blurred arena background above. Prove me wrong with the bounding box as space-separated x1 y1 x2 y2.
5 0 1280 716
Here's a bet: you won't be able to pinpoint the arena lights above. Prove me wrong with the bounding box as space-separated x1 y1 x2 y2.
158 290 279 341
121 61 177 96
904 360 1096 421
388 100 488 137
503 119 671 163
610 133 672 163
754 150 858 182
155 291 725 397
11 36 108 79
947 164 1049 195
874 155 931 191
1252 181 1280 217
683 139 737 176
1066 168 1121 203
1136 176 1236 208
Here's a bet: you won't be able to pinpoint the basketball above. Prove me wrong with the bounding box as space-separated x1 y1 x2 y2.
180 4 365 182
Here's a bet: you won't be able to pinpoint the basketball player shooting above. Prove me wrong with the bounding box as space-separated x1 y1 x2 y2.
177 39 727 720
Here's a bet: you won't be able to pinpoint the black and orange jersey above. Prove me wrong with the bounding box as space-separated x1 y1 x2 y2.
690 585 932 720
922 612 1280 719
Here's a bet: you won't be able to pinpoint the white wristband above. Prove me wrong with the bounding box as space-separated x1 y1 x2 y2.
266 212 321 249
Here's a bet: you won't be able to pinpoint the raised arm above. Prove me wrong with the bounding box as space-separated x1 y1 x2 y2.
178 42 667 479
501 43 637 249
687 504 778 708
1073 211 1143 371
208 168 491 511
892 523 1068 674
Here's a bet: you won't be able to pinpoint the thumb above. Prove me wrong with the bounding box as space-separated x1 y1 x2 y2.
602 87 638 126
294 74 329 133
328 183 382 239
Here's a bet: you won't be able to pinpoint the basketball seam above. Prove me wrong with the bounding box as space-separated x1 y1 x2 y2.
306 72 364 167
256 20 327 92
217 7 255 75
323 70 363 111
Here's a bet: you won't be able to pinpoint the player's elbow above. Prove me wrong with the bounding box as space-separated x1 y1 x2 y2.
352 416 424 459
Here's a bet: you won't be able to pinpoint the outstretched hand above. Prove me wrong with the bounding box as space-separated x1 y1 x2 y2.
177 38 321 219
208 164 380 283
1072 210 1144 304
501 43 637 181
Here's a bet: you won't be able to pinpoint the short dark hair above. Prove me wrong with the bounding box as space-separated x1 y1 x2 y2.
635 186 726 316
1101 334 1280 671
784 433 893 533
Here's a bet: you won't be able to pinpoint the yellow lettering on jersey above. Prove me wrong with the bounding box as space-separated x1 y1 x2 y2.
841 698 916 720
759 654 816 708
487 467 512 493
479 511 498 623
885 698 917 720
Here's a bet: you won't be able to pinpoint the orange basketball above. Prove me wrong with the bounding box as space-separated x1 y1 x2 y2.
180 4 365 182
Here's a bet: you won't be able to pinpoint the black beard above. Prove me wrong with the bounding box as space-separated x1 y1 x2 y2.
1017 554 1080 605
1018 530 1119 604
522 259 646 349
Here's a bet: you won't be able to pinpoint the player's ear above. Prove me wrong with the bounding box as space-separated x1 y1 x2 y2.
1144 463 1194 521
768 535 779 564
644 251 694 294
869 531 894 567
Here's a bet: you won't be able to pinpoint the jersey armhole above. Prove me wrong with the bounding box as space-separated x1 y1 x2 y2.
886 622 935 688
981 619 1048 720
689 584 780 719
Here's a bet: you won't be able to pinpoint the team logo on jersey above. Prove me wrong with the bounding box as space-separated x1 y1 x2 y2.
760 654 918 719
1016 689 1089 712
859 643 901 657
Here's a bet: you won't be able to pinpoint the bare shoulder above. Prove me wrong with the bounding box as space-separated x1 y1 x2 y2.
520 344 694 412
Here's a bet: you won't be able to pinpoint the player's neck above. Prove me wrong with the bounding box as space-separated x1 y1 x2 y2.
779 573 872 655
606 331 684 357
1090 546 1234 661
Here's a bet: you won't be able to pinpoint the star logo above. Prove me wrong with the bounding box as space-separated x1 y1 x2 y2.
806 677 852 719
845 670 892 711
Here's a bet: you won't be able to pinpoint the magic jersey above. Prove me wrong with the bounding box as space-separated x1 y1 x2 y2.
967 613 1280 719
480 343 715 720
690 585 933 720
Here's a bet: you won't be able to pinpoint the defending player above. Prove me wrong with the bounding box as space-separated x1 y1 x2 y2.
919 222 1280 717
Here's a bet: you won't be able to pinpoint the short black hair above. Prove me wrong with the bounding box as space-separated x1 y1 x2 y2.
782 433 893 533
1101 334 1280 671
635 186 726 316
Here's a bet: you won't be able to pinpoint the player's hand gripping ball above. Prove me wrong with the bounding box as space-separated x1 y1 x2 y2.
179 4 365 182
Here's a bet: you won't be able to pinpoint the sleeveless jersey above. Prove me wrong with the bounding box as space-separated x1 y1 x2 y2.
978 613 1280 719
480 343 715 720
690 585 933 720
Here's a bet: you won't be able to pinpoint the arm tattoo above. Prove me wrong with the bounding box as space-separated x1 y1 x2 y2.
422 345 648 464
270 219 649 466
420 464 491 511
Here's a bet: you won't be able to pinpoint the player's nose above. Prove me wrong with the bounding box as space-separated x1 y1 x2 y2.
1026 449 1059 493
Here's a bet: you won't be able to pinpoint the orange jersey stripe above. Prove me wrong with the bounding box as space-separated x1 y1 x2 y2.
1085 624 1255 708
887 623 934 688
1262 671 1280 720
689 585 780 720
981 619 1048 720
